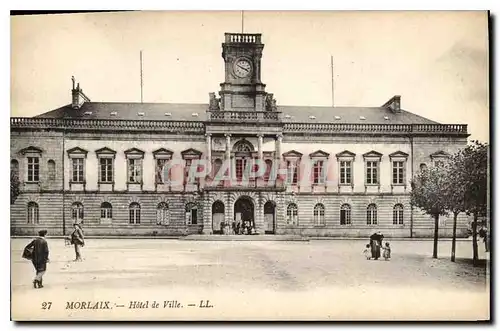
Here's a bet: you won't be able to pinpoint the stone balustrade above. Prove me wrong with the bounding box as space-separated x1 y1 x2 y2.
207 111 281 122
10 117 467 135
225 33 262 44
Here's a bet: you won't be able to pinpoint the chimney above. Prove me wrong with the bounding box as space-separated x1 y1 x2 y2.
71 76 91 109
382 95 401 113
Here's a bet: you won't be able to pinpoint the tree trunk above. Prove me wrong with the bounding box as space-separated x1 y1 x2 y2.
472 213 479 266
451 212 458 262
433 214 439 259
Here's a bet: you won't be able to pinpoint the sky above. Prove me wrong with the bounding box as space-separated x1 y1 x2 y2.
10 11 489 142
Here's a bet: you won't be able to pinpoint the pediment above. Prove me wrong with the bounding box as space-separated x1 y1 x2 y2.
95 147 116 155
282 150 303 158
430 150 450 159
67 147 88 156
389 151 409 158
335 150 356 158
124 148 145 156
181 148 203 158
153 148 174 156
309 150 330 158
363 150 383 158
19 146 43 155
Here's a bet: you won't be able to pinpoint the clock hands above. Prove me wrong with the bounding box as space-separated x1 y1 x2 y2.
236 64 250 73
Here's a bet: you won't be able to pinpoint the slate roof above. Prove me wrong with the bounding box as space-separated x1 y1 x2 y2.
35 102 439 125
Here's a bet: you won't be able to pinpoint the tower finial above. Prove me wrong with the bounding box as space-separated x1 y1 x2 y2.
72 76 75 90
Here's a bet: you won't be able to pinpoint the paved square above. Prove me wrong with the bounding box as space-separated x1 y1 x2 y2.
11 238 489 320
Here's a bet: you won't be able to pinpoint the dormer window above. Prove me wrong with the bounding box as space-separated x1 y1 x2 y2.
110 111 117 116
384 116 389 120
137 112 145 117
309 115 316 120
84 111 92 116
191 113 199 117
284 114 291 119
334 116 341 120
359 116 366 120
164 112 172 116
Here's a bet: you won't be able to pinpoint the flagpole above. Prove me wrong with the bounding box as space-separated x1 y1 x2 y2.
140 50 143 103
331 55 334 107
241 11 244 33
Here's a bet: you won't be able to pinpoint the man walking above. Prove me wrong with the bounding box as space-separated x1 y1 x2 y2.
23 230 50 289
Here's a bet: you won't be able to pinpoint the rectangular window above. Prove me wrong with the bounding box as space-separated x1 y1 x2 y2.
184 159 193 184
340 161 352 185
27 157 39 182
286 161 298 185
72 158 84 182
156 159 167 184
99 158 113 183
392 161 405 185
235 158 247 181
366 161 379 185
128 159 142 183
313 160 324 184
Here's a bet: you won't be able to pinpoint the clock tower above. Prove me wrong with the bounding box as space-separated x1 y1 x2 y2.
218 33 268 112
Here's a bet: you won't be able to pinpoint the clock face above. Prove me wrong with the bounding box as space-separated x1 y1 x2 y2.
233 59 252 78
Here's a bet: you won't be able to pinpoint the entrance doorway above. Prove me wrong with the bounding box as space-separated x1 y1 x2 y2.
234 197 254 229
264 201 276 234
212 201 225 234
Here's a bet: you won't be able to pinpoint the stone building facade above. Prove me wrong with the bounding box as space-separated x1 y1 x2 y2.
10 33 470 237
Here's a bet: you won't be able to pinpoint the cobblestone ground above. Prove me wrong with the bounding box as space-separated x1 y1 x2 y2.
11 238 489 321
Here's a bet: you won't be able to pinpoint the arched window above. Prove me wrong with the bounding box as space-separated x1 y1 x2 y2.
27 202 39 224
47 159 56 181
71 202 84 223
186 203 198 225
286 203 298 225
313 203 325 226
367 204 377 225
157 202 170 225
340 204 351 225
393 204 404 225
129 202 141 224
11 159 19 178
100 202 112 220
212 201 224 214
234 141 253 152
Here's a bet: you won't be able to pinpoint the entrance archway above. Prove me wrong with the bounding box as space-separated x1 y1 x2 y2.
234 196 255 228
264 201 276 234
212 201 225 234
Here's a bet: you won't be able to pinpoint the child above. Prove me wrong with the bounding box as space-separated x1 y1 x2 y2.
383 242 391 261
363 244 371 260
